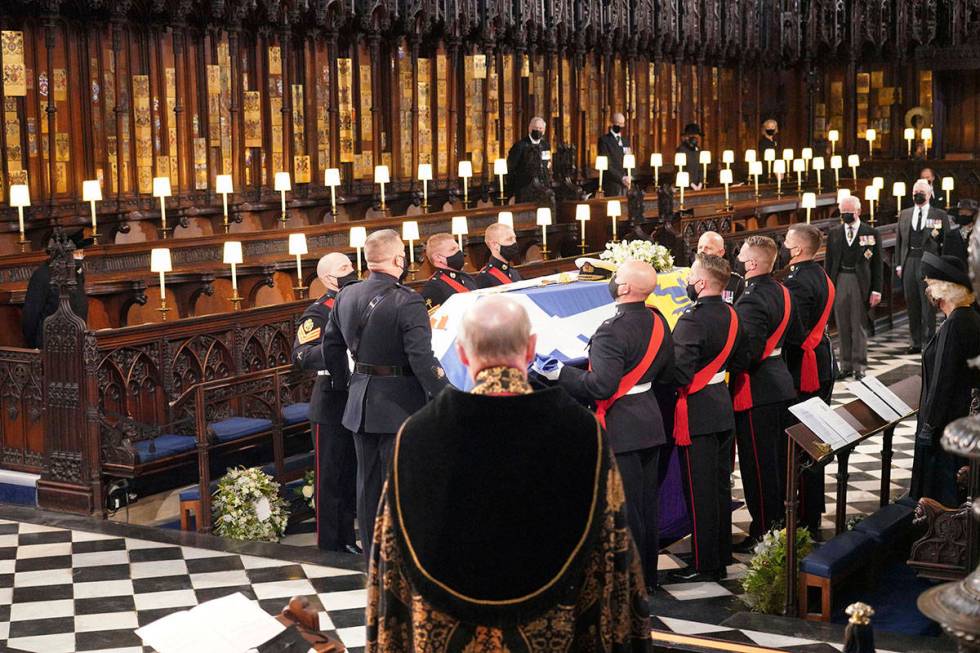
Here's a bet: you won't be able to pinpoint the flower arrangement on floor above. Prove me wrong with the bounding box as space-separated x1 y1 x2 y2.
212 466 289 542
741 526 814 614
296 469 315 510
599 239 674 272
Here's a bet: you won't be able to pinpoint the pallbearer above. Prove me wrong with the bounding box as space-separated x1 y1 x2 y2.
420 232 479 312
730 236 802 551
782 224 836 536
669 254 741 583
697 231 745 303
478 222 522 287
291 253 360 554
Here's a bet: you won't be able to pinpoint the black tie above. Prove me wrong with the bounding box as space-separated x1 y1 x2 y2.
847 225 854 243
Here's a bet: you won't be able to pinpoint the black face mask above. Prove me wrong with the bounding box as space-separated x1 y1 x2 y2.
841 212 856 225
733 259 746 276
336 271 358 288
607 278 621 301
913 192 928 205
611 125 622 135
498 243 520 260
445 251 466 271
530 129 543 141
686 283 700 303
765 129 776 137
398 255 409 282
687 137 699 148
955 212 976 226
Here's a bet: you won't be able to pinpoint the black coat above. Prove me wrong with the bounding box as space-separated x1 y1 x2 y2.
824 221 883 308
671 296 740 437
477 256 522 288
559 302 674 453
730 274 801 407
675 140 703 186
420 268 479 312
597 132 630 197
783 260 835 390
505 136 550 202
291 291 349 424
724 272 745 305
758 135 779 154
319 272 449 434
942 225 973 267
896 205 946 269
22 260 89 349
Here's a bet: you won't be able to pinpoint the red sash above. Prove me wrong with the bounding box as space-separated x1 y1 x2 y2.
594 311 666 429
323 297 335 309
437 272 472 294
484 265 512 285
799 273 835 393
731 284 792 412
673 306 739 446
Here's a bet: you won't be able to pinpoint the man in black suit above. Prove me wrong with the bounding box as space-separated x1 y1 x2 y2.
597 112 630 197
505 116 550 202
825 195 882 380
22 230 92 348
919 167 945 210
676 123 704 189
291 252 359 554
319 229 449 560
896 178 947 354
554 260 674 590
944 199 977 267
420 232 480 312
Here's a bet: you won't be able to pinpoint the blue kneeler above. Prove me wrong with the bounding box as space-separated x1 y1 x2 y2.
799 530 876 621
854 502 915 545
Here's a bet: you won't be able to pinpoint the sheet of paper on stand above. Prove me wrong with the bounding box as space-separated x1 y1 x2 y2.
859 374 914 415
789 397 862 451
135 592 287 653
847 380 902 422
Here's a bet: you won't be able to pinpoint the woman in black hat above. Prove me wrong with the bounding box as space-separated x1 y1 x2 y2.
909 252 980 506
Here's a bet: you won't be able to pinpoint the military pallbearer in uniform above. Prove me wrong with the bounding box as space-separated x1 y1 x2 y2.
420 232 479 312
697 231 745 303
318 229 449 560
669 254 741 582
477 222 522 287
291 253 360 554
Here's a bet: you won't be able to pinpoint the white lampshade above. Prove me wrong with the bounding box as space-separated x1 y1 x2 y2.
749 161 763 176
942 176 955 191
893 181 907 197
828 129 840 142
9 184 29 208
288 232 308 256
847 154 860 167
793 159 805 173
872 176 884 190
623 153 636 170
274 171 291 192
324 168 341 187
152 176 172 198
812 156 825 170
349 226 367 248
493 158 507 176
575 204 590 221
763 149 776 162
82 179 102 202
782 148 794 161
606 200 622 217
150 248 172 273
773 160 787 174
904 127 915 140
215 174 233 195
674 152 687 167
374 165 389 184
650 152 663 167
921 127 933 142
837 188 852 203
536 207 552 226
864 185 879 201
866 128 877 142
676 171 690 188
497 211 514 227
223 240 243 265
451 215 468 235
801 148 813 160
719 169 733 185
830 155 843 169
699 150 711 165
722 150 735 164
457 160 473 178
744 149 757 163
801 192 817 209
595 155 608 172
402 220 420 241
417 163 432 182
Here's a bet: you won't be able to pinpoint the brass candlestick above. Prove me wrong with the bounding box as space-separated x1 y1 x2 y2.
157 299 171 321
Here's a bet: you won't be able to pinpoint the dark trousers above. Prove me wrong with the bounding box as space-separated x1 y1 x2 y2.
313 422 357 551
902 254 936 348
791 381 834 535
834 273 868 373
354 431 396 564
679 430 734 573
735 402 787 539
616 446 661 587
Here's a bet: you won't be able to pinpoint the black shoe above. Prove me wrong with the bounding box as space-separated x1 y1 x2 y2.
854 370 866 380
732 537 758 554
906 346 921 355
341 543 363 556
667 567 724 583
836 369 853 381
646 583 661 594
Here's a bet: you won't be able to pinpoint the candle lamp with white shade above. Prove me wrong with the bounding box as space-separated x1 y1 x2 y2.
828 129 840 156
150 247 173 320
288 233 308 298
865 128 876 158
417 163 432 211
153 176 172 238
575 204 590 254
350 226 367 278
719 168 733 209
650 153 663 187
764 148 776 180
830 155 843 189
904 128 916 157
81 179 102 241
699 150 711 188
893 181 907 213
872 176 884 192
623 153 635 191
921 128 933 156
451 215 468 251
497 211 514 228
749 161 763 199
215 174 233 233
458 160 473 207
792 158 805 193
595 156 608 197
676 171 690 209
801 192 816 224
324 168 341 217
536 207 552 258
607 200 621 242
863 184 879 223
837 188 851 204
722 149 734 170
374 165 390 213
744 149 757 183
942 176 954 206
782 148 794 166
812 156 825 191
274 172 291 225
402 220 420 278
847 154 860 188
773 159 786 196
9 184 29 251
223 240 244 309
493 159 507 204
801 147 813 175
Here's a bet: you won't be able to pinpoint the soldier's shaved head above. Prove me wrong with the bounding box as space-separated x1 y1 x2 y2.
317 252 354 291
364 229 402 264
457 296 537 381
697 231 726 257
614 260 658 302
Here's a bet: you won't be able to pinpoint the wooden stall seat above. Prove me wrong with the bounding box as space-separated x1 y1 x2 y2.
799 530 876 621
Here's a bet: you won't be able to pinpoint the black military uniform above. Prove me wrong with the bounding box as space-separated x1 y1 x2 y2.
420 268 479 312
730 274 802 541
597 129 630 197
559 302 674 587
477 255 521 287
22 232 91 348
671 295 740 579
319 271 449 559
505 135 551 202
291 290 357 552
724 271 745 304
782 260 836 535
676 124 704 187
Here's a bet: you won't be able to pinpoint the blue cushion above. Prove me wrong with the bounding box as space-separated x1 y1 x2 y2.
282 403 310 425
209 417 273 443
855 503 914 544
134 434 197 464
800 531 875 578
896 495 918 508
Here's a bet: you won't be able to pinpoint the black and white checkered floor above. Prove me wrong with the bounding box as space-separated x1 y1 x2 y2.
0 321 949 653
